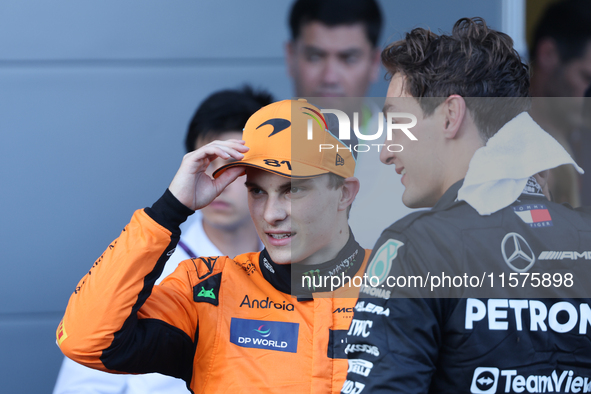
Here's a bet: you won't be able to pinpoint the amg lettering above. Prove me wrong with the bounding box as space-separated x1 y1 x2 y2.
538 251 591 260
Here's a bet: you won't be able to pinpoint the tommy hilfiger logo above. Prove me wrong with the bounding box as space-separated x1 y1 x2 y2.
513 204 553 228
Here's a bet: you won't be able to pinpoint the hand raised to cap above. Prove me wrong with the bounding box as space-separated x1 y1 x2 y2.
169 139 248 210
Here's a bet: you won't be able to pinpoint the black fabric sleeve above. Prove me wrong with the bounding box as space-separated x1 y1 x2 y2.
145 188 195 235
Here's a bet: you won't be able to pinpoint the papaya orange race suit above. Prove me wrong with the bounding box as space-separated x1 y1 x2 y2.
57 190 369 394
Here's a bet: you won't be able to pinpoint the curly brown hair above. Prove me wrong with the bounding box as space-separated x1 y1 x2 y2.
382 17 531 141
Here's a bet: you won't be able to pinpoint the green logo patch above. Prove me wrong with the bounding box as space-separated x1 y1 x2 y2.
193 272 222 306
366 239 404 286
197 286 216 299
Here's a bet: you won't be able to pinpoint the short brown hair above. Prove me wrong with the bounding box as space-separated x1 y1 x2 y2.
325 173 352 217
382 17 531 141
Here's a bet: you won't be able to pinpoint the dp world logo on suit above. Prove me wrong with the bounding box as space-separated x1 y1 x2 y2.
230 318 299 353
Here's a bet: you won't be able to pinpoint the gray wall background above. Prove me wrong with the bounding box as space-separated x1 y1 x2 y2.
0 1 501 392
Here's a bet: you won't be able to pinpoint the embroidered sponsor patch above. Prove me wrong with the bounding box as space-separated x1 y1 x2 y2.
193 272 221 306
366 239 404 286
230 318 299 353
56 319 68 346
513 203 553 228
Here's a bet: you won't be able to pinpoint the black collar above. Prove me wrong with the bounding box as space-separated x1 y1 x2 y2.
258 230 365 300
431 179 464 212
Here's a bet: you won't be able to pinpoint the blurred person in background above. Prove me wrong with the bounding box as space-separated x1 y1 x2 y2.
286 0 413 247
529 0 591 206
579 84 591 205
53 86 268 394
285 0 382 100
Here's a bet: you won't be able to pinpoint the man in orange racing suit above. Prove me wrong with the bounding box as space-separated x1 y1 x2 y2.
57 99 371 394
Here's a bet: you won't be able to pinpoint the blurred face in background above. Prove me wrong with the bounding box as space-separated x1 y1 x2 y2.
196 131 253 231
533 40 591 131
286 21 380 100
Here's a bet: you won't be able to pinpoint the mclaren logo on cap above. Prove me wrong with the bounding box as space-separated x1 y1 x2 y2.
257 118 291 137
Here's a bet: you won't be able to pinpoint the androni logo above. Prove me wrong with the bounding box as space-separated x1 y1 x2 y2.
470 367 591 393
230 318 299 353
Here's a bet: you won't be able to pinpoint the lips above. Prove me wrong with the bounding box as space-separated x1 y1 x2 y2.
395 167 407 185
265 231 293 247
208 200 231 210
269 233 291 239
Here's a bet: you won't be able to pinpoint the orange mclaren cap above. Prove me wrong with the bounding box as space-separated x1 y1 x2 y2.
213 99 356 179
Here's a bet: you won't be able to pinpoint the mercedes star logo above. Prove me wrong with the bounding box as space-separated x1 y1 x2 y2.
501 232 536 272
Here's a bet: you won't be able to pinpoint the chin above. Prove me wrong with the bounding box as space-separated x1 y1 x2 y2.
266 248 292 265
402 192 417 209
402 191 427 209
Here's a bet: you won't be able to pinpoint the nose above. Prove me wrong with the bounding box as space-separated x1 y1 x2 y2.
380 147 395 164
263 195 289 225
380 137 397 165
321 58 340 85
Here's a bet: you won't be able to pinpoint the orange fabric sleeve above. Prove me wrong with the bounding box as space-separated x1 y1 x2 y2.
58 207 198 381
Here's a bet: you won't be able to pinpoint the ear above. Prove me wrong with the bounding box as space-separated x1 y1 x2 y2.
441 94 466 139
535 38 560 72
369 48 381 83
534 170 551 201
285 41 296 78
337 177 360 212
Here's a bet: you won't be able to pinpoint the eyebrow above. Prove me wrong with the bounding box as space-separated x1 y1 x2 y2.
244 180 294 191
244 181 260 189
303 45 363 56
382 103 396 114
303 45 327 54
290 178 313 188
338 48 363 56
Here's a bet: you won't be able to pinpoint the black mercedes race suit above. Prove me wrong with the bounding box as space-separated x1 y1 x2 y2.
342 179 591 394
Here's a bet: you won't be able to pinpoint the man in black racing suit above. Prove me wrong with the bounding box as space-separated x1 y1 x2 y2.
342 17 591 394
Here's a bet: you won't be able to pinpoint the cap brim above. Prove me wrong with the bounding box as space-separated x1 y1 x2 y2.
213 157 329 179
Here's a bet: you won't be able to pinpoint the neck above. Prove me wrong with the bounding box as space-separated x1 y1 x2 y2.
440 126 485 203
202 219 260 258
298 220 351 266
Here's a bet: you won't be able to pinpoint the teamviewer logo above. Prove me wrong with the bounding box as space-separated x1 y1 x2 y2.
470 367 499 393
